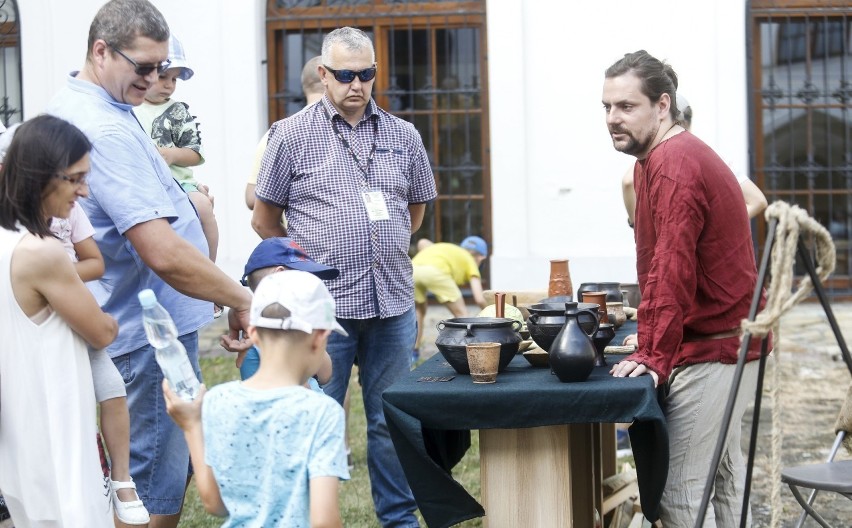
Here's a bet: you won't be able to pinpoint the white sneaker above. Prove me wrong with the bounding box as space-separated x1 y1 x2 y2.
110 478 150 525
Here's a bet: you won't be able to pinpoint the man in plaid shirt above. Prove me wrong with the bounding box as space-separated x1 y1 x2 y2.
252 27 436 528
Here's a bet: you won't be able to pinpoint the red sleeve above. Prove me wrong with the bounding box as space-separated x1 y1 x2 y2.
629 159 707 382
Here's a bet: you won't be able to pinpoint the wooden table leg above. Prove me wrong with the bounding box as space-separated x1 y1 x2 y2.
569 423 597 527
601 423 617 479
480 426 572 527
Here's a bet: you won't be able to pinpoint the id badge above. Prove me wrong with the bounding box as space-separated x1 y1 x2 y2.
362 190 390 221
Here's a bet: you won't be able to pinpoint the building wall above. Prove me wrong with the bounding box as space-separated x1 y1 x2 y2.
17 0 749 293
488 0 750 291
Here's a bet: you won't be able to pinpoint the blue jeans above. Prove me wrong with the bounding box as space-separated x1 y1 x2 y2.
112 332 201 515
324 308 419 528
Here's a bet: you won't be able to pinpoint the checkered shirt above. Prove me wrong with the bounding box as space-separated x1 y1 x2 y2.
256 96 437 319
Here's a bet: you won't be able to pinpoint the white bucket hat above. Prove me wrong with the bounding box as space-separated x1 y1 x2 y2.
167 34 194 81
250 271 348 336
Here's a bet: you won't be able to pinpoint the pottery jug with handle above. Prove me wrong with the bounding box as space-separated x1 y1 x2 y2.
549 310 598 382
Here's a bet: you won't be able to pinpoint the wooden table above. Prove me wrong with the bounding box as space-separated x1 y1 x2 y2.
383 321 668 528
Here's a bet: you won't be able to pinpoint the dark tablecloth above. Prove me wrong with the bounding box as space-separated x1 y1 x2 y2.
382 320 668 528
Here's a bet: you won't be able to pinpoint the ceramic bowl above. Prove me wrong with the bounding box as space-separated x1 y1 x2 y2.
522 349 550 368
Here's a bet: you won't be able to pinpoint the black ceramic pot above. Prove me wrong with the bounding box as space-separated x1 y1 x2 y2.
435 317 522 375
577 282 623 303
527 322 564 352
527 303 600 335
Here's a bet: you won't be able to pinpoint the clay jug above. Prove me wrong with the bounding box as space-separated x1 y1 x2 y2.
549 310 598 382
548 259 573 298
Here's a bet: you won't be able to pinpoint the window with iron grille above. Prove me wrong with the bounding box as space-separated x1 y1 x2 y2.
749 0 852 297
265 0 489 263
0 0 21 127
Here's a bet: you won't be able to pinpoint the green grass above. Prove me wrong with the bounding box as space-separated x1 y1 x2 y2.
178 357 484 527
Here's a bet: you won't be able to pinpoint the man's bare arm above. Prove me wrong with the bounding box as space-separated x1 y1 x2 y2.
252 199 287 239
125 219 252 335
408 203 426 233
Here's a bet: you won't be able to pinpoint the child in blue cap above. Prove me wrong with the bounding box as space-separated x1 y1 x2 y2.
223 237 339 385
411 235 489 358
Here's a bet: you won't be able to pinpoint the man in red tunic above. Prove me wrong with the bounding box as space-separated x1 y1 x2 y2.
602 50 765 526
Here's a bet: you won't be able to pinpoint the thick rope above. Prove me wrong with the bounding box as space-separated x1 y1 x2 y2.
739 202 836 528
769 322 781 528
741 201 835 337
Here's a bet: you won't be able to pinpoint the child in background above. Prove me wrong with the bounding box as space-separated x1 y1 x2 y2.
134 35 218 265
164 271 349 526
226 237 337 384
412 235 489 358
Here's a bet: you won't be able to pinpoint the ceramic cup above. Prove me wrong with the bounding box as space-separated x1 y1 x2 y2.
466 342 501 383
580 291 609 324
606 301 627 329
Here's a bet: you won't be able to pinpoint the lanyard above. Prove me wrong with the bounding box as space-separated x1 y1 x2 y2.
324 106 378 179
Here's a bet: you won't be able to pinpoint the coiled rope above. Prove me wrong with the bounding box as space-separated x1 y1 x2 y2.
740 201 836 528
742 201 835 338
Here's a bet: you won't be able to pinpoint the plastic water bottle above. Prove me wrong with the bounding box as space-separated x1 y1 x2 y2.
138 289 200 401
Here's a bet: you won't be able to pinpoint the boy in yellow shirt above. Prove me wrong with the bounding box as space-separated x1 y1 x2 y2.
412 236 488 356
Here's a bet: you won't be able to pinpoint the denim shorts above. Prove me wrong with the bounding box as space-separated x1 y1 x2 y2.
111 332 202 515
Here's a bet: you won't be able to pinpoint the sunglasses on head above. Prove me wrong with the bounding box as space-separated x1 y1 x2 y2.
108 43 172 77
324 64 377 83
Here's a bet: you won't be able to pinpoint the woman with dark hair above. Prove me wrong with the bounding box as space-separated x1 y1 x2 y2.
0 114 117 526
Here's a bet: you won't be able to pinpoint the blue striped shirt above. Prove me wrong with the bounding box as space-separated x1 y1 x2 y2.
256 96 436 319
47 74 211 355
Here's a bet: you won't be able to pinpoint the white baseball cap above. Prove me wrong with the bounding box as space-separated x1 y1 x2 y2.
167 34 194 81
250 270 348 336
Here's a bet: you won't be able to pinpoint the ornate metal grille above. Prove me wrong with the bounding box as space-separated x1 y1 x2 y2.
265 0 488 253
749 0 852 296
0 0 21 127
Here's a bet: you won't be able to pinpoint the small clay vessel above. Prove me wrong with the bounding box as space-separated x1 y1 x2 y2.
548 259 573 298
581 291 609 324
591 323 616 367
606 302 627 329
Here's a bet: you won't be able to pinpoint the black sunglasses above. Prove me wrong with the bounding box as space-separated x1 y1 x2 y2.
324 64 377 84
108 43 171 77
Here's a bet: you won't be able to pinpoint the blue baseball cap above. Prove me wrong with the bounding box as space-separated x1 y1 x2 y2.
242 238 339 286
460 235 488 256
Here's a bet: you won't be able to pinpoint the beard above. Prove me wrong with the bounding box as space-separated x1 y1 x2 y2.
609 124 658 157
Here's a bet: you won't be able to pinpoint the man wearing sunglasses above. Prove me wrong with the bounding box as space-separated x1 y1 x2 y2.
46 1 253 527
253 26 436 528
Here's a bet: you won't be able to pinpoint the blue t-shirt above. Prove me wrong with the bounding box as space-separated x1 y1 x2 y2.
203 381 349 527
238 345 322 393
47 74 211 356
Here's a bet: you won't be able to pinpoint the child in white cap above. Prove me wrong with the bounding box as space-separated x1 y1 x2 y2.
134 35 219 269
164 271 349 526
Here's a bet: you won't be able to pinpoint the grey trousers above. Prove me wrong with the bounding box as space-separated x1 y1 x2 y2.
659 360 759 528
